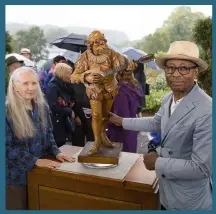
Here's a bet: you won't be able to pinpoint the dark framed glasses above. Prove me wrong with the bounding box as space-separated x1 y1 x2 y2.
164 65 198 75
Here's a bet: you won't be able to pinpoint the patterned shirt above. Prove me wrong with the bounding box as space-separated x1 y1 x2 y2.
6 104 61 185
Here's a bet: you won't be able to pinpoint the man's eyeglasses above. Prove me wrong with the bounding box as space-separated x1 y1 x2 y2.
164 65 198 75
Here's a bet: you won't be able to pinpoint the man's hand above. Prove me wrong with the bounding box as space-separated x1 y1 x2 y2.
56 153 76 163
108 112 123 126
143 152 159 171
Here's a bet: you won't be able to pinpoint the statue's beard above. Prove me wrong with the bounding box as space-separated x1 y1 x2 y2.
92 45 108 55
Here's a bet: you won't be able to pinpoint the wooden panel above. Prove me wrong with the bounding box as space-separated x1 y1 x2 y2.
30 167 123 188
27 173 40 210
28 171 150 205
141 191 160 210
27 145 159 210
124 157 158 192
39 186 141 210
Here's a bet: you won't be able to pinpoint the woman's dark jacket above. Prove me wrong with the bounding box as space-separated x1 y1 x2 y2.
6 104 61 185
46 76 81 143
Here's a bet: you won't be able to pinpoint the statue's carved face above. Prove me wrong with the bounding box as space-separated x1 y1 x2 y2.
92 39 108 56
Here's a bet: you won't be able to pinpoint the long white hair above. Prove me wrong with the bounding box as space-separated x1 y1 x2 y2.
6 67 48 139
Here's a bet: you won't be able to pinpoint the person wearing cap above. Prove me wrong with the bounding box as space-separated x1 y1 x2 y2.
109 41 212 210
6 56 24 73
20 48 32 60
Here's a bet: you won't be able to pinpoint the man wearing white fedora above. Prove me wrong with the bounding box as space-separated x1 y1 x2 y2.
109 41 212 210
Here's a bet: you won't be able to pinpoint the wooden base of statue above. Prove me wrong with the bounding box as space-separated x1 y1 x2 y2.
78 141 123 165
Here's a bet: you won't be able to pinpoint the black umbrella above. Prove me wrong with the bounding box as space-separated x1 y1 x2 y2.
51 33 88 53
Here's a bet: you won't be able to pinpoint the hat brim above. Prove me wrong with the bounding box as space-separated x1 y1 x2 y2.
7 60 24 67
20 52 31 55
155 54 208 72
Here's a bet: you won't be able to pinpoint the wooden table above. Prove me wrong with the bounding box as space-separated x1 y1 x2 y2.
27 145 159 210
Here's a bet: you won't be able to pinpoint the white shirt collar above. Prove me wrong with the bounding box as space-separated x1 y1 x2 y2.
170 96 184 115
172 96 184 104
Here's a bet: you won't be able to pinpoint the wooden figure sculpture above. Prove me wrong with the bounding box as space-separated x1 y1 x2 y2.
71 30 153 161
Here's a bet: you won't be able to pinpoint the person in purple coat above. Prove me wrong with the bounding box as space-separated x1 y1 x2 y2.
107 68 142 153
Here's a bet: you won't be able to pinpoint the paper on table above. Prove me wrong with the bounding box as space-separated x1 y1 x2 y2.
56 151 140 180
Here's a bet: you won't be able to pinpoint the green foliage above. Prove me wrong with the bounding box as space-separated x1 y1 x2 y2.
5 66 9 93
151 73 168 91
143 70 169 114
6 31 13 54
192 17 212 96
44 27 69 43
163 7 204 42
154 51 166 58
135 29 170 54
142 89 170 114
13 26 48 62
135 6 205 54
5 31 13 93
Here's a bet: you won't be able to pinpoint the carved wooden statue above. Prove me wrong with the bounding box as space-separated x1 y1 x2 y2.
71 30 137 155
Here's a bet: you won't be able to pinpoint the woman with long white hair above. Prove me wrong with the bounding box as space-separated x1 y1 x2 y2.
6 66 75 210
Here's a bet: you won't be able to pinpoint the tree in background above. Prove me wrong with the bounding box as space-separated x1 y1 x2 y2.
134 6 205 54
6 31 13 54
163 7 204 42
13 26 48 62
44 27 69 43
5 31 14 91
192 17 212 96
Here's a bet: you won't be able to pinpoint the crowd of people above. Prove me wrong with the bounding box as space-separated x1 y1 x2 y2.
5 35 212 210
5 43 146 209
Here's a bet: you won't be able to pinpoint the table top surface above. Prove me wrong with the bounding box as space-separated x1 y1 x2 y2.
32 145 158 193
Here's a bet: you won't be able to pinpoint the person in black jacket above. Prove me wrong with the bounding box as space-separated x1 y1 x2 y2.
46 63 84 147
133 62 146 112
71 82 94 142
66 59 94 142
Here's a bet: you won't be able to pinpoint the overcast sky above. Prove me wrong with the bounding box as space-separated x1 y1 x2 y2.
5 5 212 41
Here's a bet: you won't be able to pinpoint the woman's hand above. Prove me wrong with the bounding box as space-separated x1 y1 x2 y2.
75 116 82 125
35 159 61 169
72 111 76 119
56 153 76 163
108 112 123 126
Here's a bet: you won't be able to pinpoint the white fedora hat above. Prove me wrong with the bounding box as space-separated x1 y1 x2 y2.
155 41 208 72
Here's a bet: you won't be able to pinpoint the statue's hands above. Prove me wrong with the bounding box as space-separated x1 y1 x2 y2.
126 60 137 71
84 73 94 83
85 72 104 84
84 68 104 84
